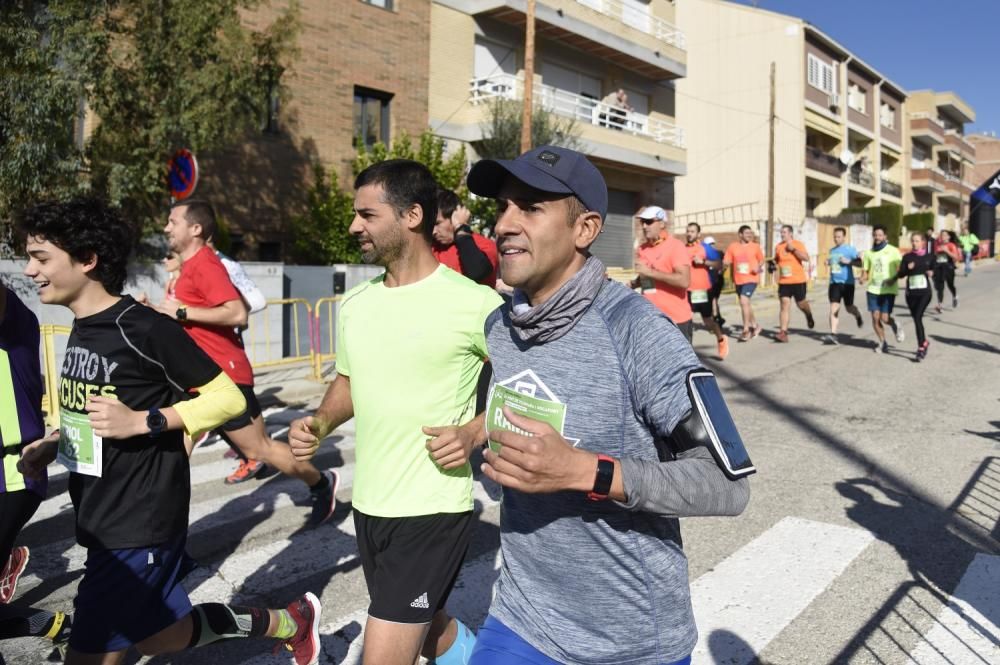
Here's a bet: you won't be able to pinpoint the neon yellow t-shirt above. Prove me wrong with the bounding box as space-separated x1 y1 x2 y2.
863 245 902 295
336 265 502 517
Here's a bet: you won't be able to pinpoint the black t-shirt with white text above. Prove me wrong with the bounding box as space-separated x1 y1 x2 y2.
61 296 221 549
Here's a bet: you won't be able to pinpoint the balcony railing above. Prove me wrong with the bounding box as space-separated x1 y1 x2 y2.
848 169 875 189
470 74 685 148
805 146 843 178
880 178 902 198
575 0 686 50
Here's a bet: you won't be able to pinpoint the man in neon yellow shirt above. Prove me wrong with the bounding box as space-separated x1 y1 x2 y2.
861 224 904 354
288 160 501 665
958 222 980 276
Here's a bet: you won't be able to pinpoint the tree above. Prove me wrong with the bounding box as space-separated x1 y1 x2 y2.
474 97 584 161
290 164 359 265
0 1 299 255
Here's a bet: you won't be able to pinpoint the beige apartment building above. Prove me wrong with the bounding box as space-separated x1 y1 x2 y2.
429 0 687 267
905 90 976 231
674 0 907 240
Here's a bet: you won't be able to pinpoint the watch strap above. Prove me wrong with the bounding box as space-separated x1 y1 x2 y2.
587 454 615 501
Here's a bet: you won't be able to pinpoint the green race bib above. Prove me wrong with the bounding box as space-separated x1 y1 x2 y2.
736 262 750 275
908 274 928 290
780 265 792 277
57 409 103 477
690 290 709 304
486 383 566 453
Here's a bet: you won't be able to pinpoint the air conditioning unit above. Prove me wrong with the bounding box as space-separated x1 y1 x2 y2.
828 92 840 110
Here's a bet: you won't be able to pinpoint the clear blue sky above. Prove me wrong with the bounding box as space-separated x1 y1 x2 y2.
731 0 997 135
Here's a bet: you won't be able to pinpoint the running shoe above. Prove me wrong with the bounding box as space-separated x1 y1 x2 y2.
916 348 925 361
280 592 322 665
935 303 942 314
952 296 959 308
225 459 266 485
0 546 29 604
921 340 930 358
823 334 839 345
881 341 890 354
738 329 751 342
308 469 339 527
805 311 815 329
854 311 864 328
873 342 882 354
894 324 905 344
717 337 729 360
752 323 763 338
776 330 789 343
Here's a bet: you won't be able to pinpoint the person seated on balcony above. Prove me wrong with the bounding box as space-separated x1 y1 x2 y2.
599 88 632 130
432 188 498 288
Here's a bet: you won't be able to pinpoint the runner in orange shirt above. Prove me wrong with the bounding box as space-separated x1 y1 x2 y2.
722 225 764 342
632 206 693 341
773 224 815 343
684 223 728 359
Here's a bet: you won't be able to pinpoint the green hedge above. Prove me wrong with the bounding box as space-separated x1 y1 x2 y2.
840 204 903 245
902 211 935 235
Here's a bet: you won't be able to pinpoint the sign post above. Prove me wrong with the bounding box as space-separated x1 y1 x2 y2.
167 149 199 201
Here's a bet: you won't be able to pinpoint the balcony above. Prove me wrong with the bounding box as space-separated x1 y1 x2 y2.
450 0 685 79
910 166 945 192
848 169 875 190
880 177 902 199
575 0 685 49
805 146 843 178
910 113 944 145
939 172 966 202
470 73 685 148
943 130 976 161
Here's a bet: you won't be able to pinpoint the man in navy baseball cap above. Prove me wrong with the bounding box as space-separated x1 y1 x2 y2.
467 145 608 220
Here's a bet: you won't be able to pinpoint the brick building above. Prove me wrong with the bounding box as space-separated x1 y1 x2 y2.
198 0 431 260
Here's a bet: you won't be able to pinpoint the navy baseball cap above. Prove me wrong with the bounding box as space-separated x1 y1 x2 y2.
466 145 608 219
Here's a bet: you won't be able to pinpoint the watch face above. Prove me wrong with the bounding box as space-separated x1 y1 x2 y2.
148 412 167 430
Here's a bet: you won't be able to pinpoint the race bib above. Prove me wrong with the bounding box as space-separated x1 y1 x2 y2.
57 409 103 477
780 265 792 277
690 290 709 304
486 383 566 454
908 274 928 290
829 256 842 267
736 262 750 275
935 255 949 264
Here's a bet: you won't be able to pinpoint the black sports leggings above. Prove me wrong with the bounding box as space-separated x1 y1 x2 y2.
906 290 932 346
0 489 42 565
933 266 956 303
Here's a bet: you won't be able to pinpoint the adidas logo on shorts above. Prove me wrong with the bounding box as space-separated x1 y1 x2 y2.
410 592 430 609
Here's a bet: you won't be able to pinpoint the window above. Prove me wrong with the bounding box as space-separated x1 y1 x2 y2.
353 87 392 149
807 54 836 95
848 83 866 114
262 68 283 134
880 102 895 129
361 0 393 9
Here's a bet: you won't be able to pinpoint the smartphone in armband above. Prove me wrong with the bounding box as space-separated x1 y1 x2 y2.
686 371 756 479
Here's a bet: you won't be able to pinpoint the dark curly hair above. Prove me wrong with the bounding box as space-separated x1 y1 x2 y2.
18 198 134 295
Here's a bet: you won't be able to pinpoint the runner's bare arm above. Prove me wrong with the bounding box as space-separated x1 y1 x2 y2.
288 373 353 460
635 262 690 290
154 297 248 327
16 432 61 481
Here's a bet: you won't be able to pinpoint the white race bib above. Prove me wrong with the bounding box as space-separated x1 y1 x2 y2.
935 255 949 264
736 262 750 275
690 290 709 304
908 274 928 290
780 265 792 277
57 409 103 477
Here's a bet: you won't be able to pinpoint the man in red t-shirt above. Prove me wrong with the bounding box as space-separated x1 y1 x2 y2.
772 224 815 343
157 200 337 526
432 189 498 287
632 206 693 341
685 223 728 359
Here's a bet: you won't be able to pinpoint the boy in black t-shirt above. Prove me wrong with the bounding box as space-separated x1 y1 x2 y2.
16 199 323 665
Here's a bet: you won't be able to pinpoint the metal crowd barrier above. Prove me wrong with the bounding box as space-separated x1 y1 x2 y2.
243 297 314 371
311 296 342 381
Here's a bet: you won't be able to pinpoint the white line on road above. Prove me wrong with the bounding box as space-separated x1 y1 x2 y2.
690 516 875 664
906 553 1000 665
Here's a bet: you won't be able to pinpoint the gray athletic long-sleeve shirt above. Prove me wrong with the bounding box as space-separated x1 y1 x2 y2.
484 279 750 665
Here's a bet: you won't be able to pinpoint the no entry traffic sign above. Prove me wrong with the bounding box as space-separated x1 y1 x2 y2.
168 149 199 200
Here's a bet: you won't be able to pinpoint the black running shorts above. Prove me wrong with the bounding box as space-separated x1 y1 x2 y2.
354 510 475 623
778 283 807 302
827 283 855 306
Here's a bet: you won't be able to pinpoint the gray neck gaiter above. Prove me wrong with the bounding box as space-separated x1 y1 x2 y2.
509 256 607 344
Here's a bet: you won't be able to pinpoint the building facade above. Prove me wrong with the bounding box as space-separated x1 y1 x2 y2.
674 0 907 241
429 0 688 268
905 90 976 232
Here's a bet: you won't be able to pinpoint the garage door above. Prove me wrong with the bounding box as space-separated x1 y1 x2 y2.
590 189 637 269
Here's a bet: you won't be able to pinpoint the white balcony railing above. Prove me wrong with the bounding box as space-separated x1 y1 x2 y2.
470 74 685 149
575 0 686 50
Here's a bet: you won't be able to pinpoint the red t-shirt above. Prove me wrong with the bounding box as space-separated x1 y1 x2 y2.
684 242 712 292
432 233 499 287
173 246 254 385
637 236 692 324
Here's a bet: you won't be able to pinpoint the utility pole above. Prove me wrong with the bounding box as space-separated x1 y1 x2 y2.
766 61 776 281
520 0 536 154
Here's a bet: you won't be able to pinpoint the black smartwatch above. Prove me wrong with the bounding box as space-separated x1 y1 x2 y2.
587 454 615 501
175 306 187 322
146 408 167 437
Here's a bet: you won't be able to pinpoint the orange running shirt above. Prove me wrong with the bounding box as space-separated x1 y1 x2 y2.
684 242 712 292
775 240 808 285
637 236 692 324
723 242 764 286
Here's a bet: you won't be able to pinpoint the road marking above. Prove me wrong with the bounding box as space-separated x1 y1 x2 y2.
690 516 874 664
906 553 1000 665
